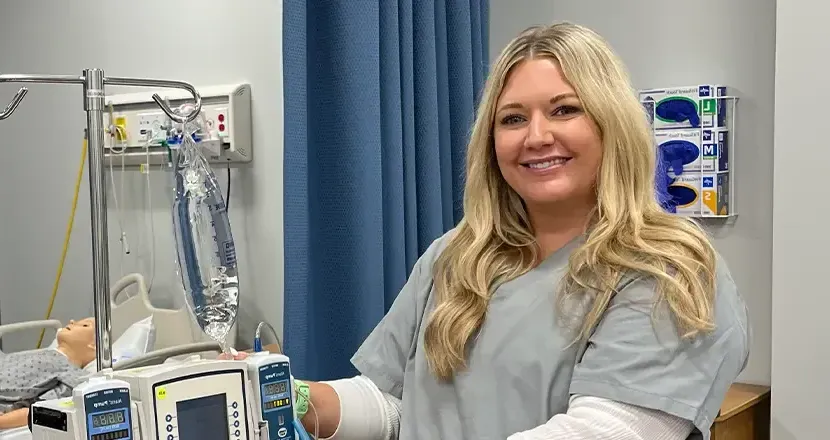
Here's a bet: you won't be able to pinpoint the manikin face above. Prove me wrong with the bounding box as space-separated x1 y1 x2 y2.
57 317 96 349
493 58 602 211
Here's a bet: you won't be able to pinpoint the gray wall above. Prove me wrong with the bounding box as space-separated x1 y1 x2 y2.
772 0 828 438
490 0 776 386
0 0 284 351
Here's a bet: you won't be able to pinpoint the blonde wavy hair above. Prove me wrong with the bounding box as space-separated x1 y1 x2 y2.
423 22 718 381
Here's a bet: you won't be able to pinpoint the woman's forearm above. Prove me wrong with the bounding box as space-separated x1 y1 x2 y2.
297 376 401 440
320 376 401 440
301 382 342 438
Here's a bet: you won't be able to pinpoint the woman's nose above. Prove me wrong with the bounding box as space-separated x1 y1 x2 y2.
525 115 554 148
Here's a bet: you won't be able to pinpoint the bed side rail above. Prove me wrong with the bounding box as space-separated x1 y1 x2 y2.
112 341 223 370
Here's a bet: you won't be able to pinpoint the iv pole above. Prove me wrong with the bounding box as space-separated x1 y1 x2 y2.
0 69 201 371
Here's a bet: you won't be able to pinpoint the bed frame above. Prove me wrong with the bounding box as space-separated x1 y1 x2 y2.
0 273 238 367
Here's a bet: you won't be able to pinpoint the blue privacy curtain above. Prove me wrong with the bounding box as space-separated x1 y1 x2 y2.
282 1 489 380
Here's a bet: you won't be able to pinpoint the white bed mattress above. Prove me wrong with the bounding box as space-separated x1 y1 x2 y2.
0 427 31 440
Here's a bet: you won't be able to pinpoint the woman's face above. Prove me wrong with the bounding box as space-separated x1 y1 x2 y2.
493 58 602 210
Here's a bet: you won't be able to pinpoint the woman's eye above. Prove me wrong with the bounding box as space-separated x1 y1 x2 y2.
500 114 525 125
553 105 580 116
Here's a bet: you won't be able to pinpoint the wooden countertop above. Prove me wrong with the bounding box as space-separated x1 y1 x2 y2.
716 383 771 422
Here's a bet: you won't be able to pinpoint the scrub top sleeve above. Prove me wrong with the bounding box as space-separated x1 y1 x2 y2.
350 232 450 400
569 266 749 440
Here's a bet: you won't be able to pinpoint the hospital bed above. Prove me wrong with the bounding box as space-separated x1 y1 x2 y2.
0 273 239 440
0 272 237 358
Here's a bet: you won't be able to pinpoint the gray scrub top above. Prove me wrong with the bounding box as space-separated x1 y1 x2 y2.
351 230 750 440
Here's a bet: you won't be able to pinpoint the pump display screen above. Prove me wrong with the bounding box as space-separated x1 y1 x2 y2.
91 410 126 428
176 394 229 440
261 380 291 411
89 409 129 440
263 381 288 396
91 429 130 440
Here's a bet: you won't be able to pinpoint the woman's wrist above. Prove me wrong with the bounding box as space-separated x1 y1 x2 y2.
293 379 311 419
301 381 341 439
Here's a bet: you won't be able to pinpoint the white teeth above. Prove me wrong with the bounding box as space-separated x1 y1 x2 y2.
527 158 568 169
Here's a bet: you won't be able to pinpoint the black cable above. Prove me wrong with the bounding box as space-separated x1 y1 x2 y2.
226 163 231 210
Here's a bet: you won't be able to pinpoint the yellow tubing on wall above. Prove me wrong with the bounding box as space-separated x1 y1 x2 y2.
37 135 88 348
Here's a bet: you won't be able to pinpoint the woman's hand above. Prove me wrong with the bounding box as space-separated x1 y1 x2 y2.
217 351 249 361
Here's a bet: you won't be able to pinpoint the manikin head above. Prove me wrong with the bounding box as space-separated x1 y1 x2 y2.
56 318 97 367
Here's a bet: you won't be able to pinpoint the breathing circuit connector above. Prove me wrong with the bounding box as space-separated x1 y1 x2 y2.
254 321 282 353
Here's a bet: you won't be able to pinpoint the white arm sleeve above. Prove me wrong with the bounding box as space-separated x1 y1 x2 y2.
319 375 401 440
313 380 692 440
506 395 694 440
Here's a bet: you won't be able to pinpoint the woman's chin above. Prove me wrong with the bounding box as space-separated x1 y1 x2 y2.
520 186 574 205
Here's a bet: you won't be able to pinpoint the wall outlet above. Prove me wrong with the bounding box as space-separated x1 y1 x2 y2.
137 111 168 143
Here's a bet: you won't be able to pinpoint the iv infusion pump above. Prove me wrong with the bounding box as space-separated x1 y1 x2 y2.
30 352 301 440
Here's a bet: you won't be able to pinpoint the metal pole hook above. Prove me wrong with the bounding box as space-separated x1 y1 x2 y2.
105 77 202 124
0 87 28 120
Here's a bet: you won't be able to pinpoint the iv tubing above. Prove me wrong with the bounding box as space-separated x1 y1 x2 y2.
37 135 88 348
103 119 159 295
307 397 320 439
254 321 282 353
106 119 128 277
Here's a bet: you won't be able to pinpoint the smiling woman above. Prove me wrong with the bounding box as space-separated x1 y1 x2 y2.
272 22 749 440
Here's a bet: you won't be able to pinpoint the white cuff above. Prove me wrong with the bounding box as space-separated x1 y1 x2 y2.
507 395 694 440
319 375 401 440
